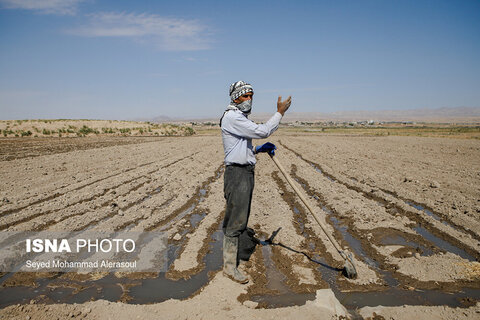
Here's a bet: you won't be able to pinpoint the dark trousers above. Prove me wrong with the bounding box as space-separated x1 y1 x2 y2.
223 164 255 237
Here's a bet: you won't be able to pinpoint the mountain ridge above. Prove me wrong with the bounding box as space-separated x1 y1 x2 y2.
142 106 480 123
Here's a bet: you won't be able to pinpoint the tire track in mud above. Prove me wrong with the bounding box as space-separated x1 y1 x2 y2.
279 142 480 261
0 153 198 232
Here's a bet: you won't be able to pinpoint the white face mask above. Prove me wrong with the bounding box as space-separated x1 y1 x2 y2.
236 99 252 114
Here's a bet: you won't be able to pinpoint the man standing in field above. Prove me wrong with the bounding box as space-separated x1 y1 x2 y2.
220 80 292 283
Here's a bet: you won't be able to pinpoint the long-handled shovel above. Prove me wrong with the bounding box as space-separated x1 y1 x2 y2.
269 153 358 279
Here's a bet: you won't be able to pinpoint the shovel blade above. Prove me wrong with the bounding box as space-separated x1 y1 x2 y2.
342 252 358 279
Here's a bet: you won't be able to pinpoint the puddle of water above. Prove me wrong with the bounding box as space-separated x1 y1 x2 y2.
414 225 475 261
280 188 480 311
156 204 194 233
310 164 335 182
406 201 454 229
0 170 222 307
128 230 223 303
338 287 480 310
251 292 316 308
329 217 378 269
261 245 289 293
308 164 476 261
358 189 476 261
0 273 124 307
313 254 341 288
379 234 434 256
190 213 206 229
359 183 477 246
292 206 307 236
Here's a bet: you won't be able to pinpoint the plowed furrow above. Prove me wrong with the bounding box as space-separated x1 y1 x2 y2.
0 153 199 231
280 142 480 259
0 161 156 217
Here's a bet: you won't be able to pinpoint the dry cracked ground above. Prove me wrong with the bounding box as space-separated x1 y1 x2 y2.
0 133 479 319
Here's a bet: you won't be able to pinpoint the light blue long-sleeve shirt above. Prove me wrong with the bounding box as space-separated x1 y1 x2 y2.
221 108 282 165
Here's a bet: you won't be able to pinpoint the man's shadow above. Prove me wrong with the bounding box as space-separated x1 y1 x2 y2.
260 227 342 272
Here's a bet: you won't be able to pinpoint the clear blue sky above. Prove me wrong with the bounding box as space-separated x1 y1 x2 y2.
1 0 479 120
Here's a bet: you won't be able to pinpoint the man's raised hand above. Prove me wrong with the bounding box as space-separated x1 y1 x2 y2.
277 96 292 116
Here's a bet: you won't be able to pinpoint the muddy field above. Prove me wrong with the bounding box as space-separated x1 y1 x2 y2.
0 132 479 319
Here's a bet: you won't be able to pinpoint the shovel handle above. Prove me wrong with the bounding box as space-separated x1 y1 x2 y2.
269 153 347 259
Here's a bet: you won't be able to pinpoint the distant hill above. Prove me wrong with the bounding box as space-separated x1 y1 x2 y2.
133 115 175 123
145 106 480 124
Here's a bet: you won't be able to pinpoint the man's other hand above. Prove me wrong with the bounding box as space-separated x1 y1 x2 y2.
255 142 276 155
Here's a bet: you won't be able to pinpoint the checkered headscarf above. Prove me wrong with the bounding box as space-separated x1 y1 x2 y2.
229 81 253 102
